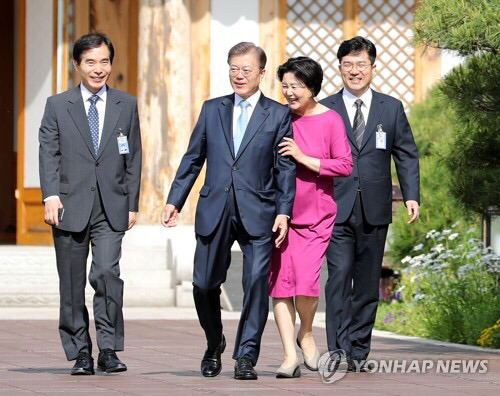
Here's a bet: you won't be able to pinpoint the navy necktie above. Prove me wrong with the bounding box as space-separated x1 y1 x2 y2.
88 95 99 155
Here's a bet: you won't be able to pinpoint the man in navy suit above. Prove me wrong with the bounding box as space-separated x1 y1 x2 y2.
320 36 420 371
161 42 295 380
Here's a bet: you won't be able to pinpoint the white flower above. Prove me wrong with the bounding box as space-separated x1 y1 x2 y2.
431 244 445 253
413 243 424 251
467 228 476 234
451 221 460 228
442 229 452 235
449 233 459 241
426 230 437 239
401 256 412 264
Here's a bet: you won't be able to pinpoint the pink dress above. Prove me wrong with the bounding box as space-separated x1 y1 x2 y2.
269 110 352 297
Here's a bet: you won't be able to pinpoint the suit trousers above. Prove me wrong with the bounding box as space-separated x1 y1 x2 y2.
192 188 273 365
53 186 125 360
324 192 388 359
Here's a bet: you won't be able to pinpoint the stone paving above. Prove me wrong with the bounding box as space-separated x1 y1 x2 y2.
0 310 498 396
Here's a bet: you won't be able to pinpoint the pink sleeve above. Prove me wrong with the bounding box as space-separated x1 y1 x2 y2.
319 113 353 177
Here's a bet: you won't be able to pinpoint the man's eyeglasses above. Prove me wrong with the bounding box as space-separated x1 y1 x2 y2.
229 67 258 77
340 62 372 72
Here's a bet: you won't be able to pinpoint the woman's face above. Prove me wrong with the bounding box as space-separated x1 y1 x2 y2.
281 72 314 113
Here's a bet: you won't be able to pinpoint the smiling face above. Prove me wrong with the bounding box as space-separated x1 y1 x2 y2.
339 50 375 97
73 44 112 94
228 51 264 99
281 72 315 114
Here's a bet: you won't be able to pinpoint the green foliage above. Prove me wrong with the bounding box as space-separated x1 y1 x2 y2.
408 86 453 157
439 53 500 215
414 0 500 55
377 229 500 347
389 155 477 264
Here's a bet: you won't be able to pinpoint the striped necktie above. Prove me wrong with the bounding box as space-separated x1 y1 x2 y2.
353 99 365 149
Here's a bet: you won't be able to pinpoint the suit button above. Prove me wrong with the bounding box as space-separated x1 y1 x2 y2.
354 177 358 181
95 161 99 167
91 186 96 191
224 187 229 192
232 166 237 171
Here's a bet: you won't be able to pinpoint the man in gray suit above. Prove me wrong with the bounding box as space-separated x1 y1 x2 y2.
39 32 142 375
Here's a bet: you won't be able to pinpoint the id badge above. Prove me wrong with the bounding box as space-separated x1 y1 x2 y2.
375 124 386 150
117 133 129 154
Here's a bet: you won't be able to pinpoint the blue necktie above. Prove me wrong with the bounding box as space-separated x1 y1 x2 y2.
234 100 250 154
88 95 99 155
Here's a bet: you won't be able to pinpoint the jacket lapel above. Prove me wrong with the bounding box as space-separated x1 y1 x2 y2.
234 94 270 161
67 86 96 159
359 90 384 151
326 90 357 149
96 86 122 160
218 94 235 158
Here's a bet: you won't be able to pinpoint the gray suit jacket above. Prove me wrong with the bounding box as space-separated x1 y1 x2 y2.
39 85 142 232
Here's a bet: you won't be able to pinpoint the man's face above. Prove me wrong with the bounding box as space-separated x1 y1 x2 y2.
228 51 264 99
339 50 375 97
73 44 112 94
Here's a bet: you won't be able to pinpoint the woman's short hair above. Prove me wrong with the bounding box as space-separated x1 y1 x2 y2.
277 57 323 97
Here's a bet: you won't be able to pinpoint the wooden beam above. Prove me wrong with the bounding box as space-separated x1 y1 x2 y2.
343 0 358 40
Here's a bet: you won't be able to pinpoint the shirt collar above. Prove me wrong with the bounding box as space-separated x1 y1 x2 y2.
234 90 261 108
80 83 107 103
342 87 372 109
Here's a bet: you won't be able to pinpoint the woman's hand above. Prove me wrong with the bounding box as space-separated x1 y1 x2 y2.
278 137 304 162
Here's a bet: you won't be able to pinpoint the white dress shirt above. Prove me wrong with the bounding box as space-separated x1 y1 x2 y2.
232 90 261 139
342 88 372 128
80 83 107 145
45 84 108 202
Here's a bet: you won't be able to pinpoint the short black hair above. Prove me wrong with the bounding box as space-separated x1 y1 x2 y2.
337 36 376 64
227 42 267 69
277 56 323 97
73 32 114 65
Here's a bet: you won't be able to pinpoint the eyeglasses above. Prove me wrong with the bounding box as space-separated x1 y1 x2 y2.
281 84 307 92
229 67 259 77
340 62 372 72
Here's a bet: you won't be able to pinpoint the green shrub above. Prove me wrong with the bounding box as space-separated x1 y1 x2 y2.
395 229 500 346
389 155 478 264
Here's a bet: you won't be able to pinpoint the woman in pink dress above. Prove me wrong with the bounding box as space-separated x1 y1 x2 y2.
269 57 352 378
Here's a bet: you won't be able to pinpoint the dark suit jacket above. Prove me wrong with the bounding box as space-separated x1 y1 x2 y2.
167 93 296 237
39 85 142 232
320 89 419 225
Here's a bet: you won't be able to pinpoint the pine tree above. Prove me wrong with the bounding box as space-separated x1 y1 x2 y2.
414 0 500 215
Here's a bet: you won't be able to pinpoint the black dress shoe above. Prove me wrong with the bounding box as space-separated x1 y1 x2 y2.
348 356 373 372
234 356 257 380
201 334 226 377
97 349 127 373
71 352 94 375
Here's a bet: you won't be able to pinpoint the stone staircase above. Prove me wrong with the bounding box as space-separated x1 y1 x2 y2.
0 225 180 308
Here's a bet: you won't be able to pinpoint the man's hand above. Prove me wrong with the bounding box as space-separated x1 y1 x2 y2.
128 212 137 230
406 200 420 224
44 198 63 226
272 214 289 248
161 204 179 227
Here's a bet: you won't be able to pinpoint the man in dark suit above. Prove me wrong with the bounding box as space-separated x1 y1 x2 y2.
161 42 295 380
320 36 419 370
39 32 142 375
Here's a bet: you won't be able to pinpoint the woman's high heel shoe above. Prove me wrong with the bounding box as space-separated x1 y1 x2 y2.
297 337 320 371
276 358 301 378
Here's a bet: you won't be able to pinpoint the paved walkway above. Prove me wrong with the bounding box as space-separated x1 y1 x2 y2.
0 309 498 395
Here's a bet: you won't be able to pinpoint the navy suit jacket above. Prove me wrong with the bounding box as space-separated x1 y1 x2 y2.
320 89 419 225
167 93 296 237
